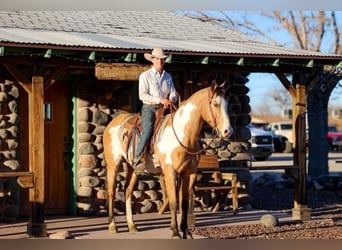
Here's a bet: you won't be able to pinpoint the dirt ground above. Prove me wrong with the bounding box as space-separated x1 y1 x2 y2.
190 186 342 239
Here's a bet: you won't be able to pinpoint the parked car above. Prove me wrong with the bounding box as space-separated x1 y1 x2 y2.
266 121 293 153
327 125 342 151
247 124 274 161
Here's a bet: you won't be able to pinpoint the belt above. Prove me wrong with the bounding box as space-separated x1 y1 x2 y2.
144 104 163 109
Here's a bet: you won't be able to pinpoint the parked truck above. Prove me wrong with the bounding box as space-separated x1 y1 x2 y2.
266 121 293 153
247 124 274 161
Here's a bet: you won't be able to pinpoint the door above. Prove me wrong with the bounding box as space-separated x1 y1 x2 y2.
44 80 72 214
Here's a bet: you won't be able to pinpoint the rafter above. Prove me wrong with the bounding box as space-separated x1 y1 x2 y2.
2 63 32 93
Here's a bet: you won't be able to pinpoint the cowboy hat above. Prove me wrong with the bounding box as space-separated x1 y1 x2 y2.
144 48 168 62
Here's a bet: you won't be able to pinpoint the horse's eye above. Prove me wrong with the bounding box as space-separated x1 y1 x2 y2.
213 101 220 107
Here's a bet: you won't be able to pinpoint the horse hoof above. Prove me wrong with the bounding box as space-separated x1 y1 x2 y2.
184 231 193 239
172 234 182 239
128 225 138 233
108 223 118 233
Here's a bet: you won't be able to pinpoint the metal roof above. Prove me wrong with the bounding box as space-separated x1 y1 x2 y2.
0 11 341 60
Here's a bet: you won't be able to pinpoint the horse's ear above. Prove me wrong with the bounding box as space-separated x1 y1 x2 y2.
210 79 226 93
218 80 226 89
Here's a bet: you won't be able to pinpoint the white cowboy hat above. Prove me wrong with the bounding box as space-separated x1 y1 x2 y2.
144 48 169 62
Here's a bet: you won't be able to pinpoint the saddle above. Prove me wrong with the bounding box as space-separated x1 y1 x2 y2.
123 106 171 165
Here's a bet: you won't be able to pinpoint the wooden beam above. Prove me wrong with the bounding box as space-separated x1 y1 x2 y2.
292 81 311 221
44 64 68 91
2 63 32 93
27 76 47 237
274 71 296 97
95 63 150 80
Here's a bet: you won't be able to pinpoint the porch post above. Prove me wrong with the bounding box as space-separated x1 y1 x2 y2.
292 81 311 220
27 76 47 237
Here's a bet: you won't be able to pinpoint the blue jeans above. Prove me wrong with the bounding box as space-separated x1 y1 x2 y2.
134 104 156 160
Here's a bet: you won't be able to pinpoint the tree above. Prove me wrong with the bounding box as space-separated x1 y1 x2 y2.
181 11 342 177
252 85 292 116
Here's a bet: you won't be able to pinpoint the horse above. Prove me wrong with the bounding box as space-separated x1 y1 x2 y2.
103 79 233 239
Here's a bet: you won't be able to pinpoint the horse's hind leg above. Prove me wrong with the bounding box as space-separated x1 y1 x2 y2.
124 167 139 232
107 163 119 233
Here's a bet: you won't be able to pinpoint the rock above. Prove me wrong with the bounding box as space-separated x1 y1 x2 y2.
49 230 74 239
260 214 279 227
79 176 100 187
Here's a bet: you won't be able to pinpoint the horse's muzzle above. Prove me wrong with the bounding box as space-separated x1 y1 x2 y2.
221 126 233 138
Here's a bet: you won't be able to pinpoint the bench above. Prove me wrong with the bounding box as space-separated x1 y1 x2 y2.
0 171 34 220
0 171 34 189
158 154 239 214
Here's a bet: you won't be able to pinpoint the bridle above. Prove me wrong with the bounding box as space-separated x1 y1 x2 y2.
169 88 224 155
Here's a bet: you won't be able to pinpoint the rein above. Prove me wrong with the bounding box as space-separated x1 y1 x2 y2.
169 91 222 155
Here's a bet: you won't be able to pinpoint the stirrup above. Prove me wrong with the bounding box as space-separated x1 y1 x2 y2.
132 157 146 174
152 154 161 168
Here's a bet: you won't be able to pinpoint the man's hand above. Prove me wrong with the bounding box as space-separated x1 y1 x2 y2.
160 98 173 108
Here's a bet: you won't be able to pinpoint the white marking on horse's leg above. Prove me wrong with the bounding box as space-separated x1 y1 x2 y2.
125 171 138 233
104 124 127 233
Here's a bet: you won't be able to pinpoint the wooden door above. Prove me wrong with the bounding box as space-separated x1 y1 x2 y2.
19 80 72 215
44 80 72 214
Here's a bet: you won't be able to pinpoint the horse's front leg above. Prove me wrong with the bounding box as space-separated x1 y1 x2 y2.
164 170 181 239
179 173 196 239
125 168 139 233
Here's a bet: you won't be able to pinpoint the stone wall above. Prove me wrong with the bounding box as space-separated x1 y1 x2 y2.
0 80 20 222
198 73 253 210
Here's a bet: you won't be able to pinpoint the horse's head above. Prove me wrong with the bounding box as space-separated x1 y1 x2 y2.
206 79 233 138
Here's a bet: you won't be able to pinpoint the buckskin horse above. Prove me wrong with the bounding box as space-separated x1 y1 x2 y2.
103 79 233 239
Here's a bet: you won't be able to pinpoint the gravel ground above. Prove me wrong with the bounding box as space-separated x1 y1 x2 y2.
190 186 342 239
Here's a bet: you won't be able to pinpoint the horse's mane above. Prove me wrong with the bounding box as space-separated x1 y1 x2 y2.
178 86 210 106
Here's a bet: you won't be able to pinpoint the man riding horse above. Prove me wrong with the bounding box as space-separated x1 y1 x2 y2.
133 48 178 175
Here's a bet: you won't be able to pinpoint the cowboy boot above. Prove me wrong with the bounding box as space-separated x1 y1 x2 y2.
132 154 146 175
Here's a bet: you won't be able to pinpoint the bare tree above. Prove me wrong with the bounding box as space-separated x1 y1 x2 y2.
251 86 291 116
181 11 342 177
182 11 341 53
270 85 292 110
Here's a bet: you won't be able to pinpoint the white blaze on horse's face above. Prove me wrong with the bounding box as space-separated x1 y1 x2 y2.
211 94 233 138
